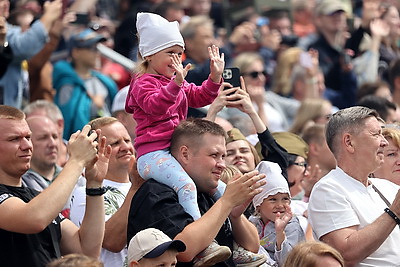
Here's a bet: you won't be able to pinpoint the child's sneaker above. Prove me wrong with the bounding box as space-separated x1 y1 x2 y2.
233 245 268 267
193 240 232 267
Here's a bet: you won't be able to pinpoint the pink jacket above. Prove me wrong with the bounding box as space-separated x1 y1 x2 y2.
125 73 220 158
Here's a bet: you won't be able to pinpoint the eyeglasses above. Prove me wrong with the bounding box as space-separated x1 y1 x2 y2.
292 161 308 174
242 70 267 79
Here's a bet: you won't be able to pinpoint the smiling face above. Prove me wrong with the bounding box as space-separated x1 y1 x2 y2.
146 45 184 78
100 121 134 181
258 192 291 223
373 137 400 185
351 117 388 173
183 133 226 193
225 140 256 174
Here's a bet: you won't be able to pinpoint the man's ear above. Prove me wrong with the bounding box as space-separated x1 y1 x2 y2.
343 133 354 153
129 260 139 267
309 142 319 156
179 145 190 165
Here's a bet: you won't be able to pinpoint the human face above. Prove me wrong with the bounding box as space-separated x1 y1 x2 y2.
373 138 400 185
184 133 226 193
185 25 214 63
0 118 32 184
318 11 346 34
0 0 10 18
287 156 307 197
134 249 178 267
28 117 59 170
383 6 400 37
314 255 342 267
258 192 291 223
242 60 267 89
147 45 184 79
225 140 256 174
351 117 388 173
73 46 100 69
314 102 332 125
100 122 134 177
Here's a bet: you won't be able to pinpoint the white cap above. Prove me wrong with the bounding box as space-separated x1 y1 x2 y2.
137 12 185 58
128 228 186 263
252 161 290 208
111 85 129 113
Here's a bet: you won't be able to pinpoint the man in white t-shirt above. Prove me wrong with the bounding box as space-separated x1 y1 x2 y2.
69 117 137 267
308 106 400 266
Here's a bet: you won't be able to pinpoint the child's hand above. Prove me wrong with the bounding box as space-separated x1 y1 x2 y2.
275 204 293 233
209 45 225 83
172 53 191 86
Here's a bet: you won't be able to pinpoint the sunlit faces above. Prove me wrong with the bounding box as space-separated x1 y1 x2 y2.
242 59 267 88
373 138 400 185
183 133 226 193
100 121 134 173
258 192 291 223
27 117 59 169
351 117 388 172
225 140 256 174
0 118 32 180
146 45 184 79
287 156 307 198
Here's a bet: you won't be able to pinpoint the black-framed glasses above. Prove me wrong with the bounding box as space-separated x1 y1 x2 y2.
242 70 267 79
292 161 308 174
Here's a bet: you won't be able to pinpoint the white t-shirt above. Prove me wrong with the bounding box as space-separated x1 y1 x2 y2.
69 179 131 267
309 167 400 267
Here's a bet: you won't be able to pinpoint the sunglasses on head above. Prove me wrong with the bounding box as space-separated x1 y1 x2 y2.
243 70 267 78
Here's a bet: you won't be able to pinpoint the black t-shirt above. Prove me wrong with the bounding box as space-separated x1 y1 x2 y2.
127 179 235 266
0 184 64 267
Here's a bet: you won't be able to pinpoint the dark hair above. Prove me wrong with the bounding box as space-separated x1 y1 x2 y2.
357 95 396 122
357 80 391 102
170 118 226 155
389 59 400 90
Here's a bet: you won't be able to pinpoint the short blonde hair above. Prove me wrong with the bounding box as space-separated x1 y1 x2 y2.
283 241 344 267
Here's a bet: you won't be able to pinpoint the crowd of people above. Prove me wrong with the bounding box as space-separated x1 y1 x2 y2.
0 0 400 266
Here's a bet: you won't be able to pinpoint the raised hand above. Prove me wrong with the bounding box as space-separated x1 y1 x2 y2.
172 53 191 86
85 134 112 187
209 45 225 83
275 204 293 233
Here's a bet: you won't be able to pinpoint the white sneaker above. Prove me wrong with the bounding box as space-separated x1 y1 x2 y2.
193 240 232 267
233 245 268 267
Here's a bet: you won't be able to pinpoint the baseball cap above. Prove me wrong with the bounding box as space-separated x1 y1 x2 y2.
128 228 186 263
315 0 345 16
69 28 107 50
111 86 129 113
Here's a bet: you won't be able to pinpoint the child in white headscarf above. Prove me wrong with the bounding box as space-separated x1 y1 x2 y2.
249 161 305 266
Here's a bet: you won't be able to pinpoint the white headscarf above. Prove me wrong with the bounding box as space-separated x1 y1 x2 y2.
253 161 290 208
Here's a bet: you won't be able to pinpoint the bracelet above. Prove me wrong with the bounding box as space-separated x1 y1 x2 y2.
384 208 400 225
86 186 108 196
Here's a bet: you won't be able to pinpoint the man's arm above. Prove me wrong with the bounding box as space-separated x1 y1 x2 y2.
175 170 265 262
60 135 111 258
319 189 400 265
0 126 98 234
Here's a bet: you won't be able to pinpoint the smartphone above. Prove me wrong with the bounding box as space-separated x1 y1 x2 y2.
299 52 313 68
222 67 241 88
71 13 90 25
